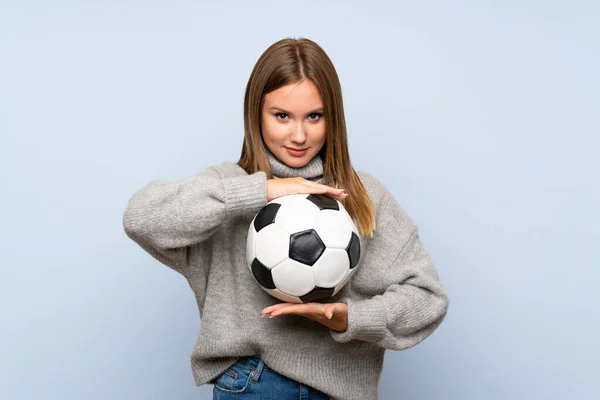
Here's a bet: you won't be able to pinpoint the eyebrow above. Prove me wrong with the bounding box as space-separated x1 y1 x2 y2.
268 106 324 115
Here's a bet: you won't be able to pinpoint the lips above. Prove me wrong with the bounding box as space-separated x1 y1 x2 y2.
286 147 309 156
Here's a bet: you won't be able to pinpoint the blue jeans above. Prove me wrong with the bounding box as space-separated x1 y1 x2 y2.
212 355 330 400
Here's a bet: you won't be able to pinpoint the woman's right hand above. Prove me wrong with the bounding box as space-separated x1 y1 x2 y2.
266 177 347 202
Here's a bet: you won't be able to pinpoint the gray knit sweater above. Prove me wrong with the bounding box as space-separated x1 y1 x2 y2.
122 150 449 400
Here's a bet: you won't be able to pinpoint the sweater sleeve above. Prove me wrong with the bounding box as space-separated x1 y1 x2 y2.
329 187 449 350
122 164 268 276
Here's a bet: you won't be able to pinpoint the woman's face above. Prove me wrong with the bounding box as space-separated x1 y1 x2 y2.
260 79 326 168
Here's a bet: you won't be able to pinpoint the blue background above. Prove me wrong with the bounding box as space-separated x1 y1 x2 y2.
2 1 598 399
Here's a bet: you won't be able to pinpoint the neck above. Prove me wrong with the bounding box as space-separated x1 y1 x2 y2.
265 146 324 181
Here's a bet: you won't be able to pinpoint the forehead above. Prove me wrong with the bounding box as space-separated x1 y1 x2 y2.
263 80 323 110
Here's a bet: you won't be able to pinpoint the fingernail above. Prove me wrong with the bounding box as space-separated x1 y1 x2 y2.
261 313 269 318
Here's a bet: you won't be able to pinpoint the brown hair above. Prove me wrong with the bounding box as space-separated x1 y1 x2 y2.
237 37 376 238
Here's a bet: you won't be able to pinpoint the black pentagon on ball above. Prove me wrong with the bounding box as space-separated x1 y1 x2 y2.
300 286 335 303
306 194 340 211
346 232 361 269
254 203 281 232
251 258 276 289
306 193 339 211
289 229 326 266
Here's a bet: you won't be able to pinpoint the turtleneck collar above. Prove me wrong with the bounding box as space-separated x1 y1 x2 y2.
265 146 324 182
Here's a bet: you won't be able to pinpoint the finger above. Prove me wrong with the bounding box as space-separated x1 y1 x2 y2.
261 303 296 315
270 303 324 317
325 186 346 198
326 303 342 319
302 181 345 197
325 304 335 319
261 302 310 316
333 192 348 201
328 190 347 201
291 182 329 196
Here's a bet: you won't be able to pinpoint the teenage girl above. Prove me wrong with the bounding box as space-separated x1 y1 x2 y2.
123 37 449 400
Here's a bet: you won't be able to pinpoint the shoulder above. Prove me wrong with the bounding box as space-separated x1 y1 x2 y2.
355 169 418 232
201 161 251 179
355 170 392 205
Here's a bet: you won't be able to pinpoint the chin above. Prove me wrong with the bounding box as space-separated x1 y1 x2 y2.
281 155 310 168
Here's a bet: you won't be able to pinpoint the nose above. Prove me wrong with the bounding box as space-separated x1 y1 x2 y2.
290 121 307 144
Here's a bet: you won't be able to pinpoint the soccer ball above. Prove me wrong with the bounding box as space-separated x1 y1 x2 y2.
246 193 361 303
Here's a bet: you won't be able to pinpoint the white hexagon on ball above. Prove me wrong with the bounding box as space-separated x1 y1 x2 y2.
312 209 353 249
274 196 320 234
255 224 289 269
311 248 350 287
271 259 315 296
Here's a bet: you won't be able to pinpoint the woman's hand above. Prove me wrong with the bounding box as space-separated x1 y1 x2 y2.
266 177 347 202
260 302 349 332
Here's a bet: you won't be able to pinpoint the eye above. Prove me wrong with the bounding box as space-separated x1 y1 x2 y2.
308 112 323 122
275 112 289 121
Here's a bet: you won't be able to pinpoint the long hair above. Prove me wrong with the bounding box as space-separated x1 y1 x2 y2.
237 37 376 238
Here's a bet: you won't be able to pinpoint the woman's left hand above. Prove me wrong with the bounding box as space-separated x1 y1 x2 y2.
261 302 348 332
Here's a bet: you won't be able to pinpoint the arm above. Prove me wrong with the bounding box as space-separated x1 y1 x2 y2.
330 188 449 350
122 164 268 276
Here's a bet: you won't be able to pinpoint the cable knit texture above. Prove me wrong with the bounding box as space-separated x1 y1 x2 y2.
123 150 449 400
